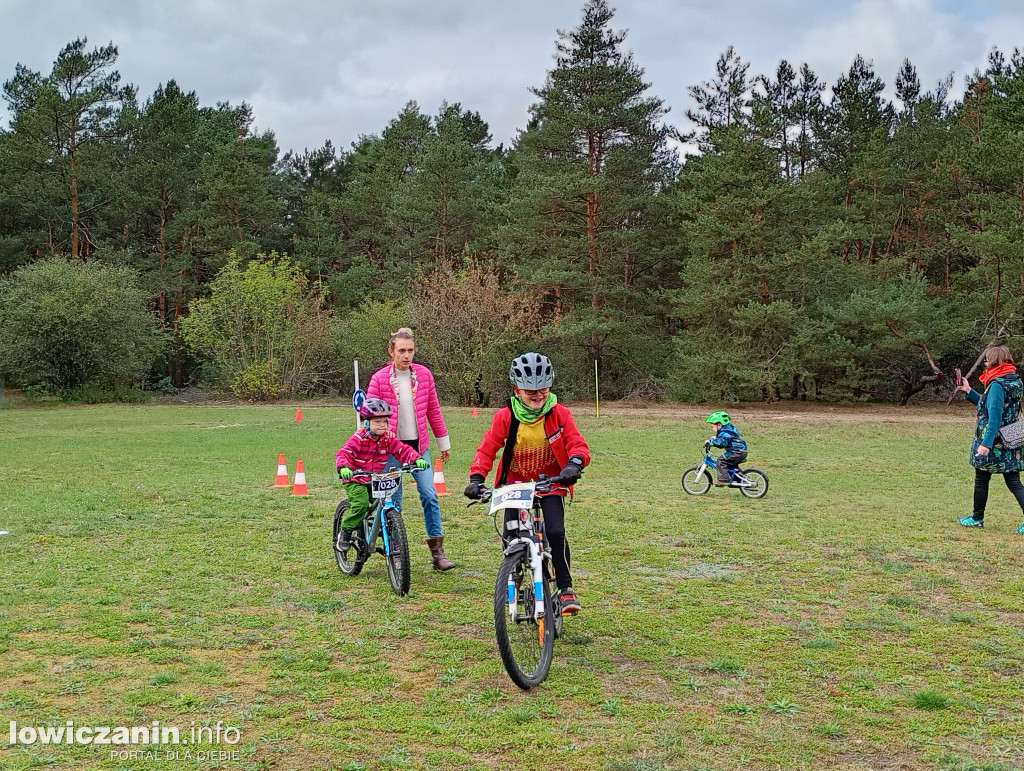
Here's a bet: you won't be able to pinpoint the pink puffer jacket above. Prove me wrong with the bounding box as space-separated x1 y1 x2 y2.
366 363 450 455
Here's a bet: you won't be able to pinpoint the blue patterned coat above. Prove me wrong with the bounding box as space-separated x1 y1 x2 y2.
709 423 747 453
965 374 1024 473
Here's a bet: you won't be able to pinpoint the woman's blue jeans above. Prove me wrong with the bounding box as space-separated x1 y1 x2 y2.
384 448 443 538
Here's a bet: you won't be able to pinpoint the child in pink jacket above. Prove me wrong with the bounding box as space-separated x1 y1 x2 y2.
335 398 427 551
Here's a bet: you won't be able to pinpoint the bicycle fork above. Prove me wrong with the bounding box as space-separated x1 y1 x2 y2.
507 540 546 622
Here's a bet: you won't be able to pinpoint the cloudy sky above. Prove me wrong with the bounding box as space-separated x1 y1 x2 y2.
1 0 1022 156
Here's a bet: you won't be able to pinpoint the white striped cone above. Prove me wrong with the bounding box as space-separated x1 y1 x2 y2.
291 460 308 496
272 454 289 488
433 458 451 496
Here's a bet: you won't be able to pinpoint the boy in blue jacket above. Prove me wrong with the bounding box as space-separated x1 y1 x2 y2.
706 411 748 485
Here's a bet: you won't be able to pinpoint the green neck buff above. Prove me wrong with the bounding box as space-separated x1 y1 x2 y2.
511 393 557 423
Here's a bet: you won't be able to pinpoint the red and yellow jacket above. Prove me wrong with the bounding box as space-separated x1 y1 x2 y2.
469 402 591 498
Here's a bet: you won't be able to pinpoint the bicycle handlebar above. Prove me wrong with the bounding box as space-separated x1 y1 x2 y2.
345 464 419 477
464 474 570 507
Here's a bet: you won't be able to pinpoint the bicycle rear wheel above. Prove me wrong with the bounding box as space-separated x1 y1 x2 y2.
738 468 769 499
494 551 554 690
383 507 411 597
333 500 365 576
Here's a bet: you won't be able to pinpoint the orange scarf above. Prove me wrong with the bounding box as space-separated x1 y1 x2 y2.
979 362 1017 387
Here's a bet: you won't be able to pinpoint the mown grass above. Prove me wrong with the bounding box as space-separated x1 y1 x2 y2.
1 402 1022 770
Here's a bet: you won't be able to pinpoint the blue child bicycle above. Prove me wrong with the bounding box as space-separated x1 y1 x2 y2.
332 465 415 597
681 446 769 498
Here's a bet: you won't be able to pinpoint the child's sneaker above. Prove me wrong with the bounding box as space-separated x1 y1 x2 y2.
958 515 984 528
335 528 355 551
1015 523 1024 535
558 589 581 615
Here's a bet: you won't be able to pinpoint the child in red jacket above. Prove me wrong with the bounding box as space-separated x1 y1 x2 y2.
464 352 591 614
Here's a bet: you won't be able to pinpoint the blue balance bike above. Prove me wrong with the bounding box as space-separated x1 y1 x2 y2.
681 447 769 498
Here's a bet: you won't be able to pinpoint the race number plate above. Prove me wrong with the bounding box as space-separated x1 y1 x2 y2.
371 471 401 499
488 482 536 515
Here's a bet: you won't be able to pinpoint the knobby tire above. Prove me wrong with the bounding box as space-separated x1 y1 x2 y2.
333 500 365 577
493 551 554 690
384 508 411 597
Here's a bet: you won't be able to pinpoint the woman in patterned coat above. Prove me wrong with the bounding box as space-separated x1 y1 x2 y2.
956 345 1024 533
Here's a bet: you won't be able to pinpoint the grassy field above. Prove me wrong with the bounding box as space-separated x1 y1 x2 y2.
1 401 1022 771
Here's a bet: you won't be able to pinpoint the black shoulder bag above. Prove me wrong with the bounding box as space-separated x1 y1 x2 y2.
996 380 1024 449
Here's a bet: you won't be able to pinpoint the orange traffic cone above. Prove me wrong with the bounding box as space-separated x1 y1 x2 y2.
291 460 309 496
295 409 303 422
272 454 290 488
433 458 451 496
471 406 478 418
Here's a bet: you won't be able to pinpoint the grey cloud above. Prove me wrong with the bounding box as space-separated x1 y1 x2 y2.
1 0 1020 155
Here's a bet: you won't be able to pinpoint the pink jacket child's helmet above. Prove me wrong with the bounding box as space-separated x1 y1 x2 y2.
359 398 393 420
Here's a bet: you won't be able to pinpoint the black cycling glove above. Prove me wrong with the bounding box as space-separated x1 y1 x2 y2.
464 473 486 500
559 455 585 485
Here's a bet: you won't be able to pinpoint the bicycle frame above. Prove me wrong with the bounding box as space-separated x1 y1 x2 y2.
496 486 548 622
471 479 561 623
356 469 406 556
698 453 749 485
361 499 394 555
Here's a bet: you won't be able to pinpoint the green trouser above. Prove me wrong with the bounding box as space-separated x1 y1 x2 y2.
341 482 373 530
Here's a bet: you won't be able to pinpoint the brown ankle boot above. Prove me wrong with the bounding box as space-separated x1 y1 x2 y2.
426 536 456 571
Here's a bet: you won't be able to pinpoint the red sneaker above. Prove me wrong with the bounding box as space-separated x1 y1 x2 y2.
558 589 581 615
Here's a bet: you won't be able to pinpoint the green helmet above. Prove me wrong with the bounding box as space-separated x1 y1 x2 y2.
706 410 730 425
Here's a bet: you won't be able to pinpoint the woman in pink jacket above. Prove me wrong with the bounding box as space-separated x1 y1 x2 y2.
366 328 455 570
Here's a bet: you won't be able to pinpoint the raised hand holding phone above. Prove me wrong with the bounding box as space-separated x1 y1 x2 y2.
954 367 971 393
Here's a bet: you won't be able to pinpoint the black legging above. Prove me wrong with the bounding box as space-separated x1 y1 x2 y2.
972 468 1024 521
504 495 573 591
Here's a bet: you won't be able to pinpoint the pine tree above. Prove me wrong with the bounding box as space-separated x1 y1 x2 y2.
338 102 431 291
1 38 135 260
686 46 751 150
393 103 503 267
949 48 1024 338
506 0 675 392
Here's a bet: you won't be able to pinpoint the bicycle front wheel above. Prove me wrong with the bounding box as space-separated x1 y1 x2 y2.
384 508 411 597
494 551 554 690
739 468 769 499
333 500 364 577
681 465 712 495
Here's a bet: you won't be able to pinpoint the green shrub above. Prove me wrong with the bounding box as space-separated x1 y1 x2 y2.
181 253 337 400
62 385 151 404
331 299 410 387
152 377 177 395
0 259 164 393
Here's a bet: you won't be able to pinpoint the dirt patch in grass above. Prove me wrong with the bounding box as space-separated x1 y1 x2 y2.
828 750 922 770
577 400 974 425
